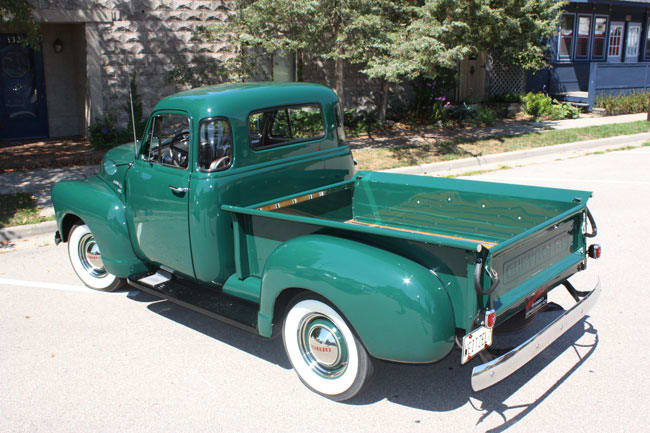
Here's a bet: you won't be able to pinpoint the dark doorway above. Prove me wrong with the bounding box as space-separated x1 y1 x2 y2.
0 34 49 140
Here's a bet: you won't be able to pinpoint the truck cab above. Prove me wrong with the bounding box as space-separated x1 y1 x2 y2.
52 83 600 401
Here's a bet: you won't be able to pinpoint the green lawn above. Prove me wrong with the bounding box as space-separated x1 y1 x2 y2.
354 120 650 171
0 193 54 228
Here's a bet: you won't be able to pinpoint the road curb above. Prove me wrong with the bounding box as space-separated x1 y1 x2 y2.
384 131 650 176
0 220 57 242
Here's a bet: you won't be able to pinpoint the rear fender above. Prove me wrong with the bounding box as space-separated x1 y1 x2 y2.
258 234 455 363
52 177 148 277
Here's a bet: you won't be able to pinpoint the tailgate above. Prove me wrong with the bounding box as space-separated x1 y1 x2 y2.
486 208 587 317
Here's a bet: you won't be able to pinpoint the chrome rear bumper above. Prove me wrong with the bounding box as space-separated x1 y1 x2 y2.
471 278 601 391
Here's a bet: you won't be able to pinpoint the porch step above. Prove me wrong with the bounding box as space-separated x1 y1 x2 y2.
127 274 259 333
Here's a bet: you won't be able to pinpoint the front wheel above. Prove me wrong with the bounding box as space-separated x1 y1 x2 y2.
67 224 124 292
282 296 373 401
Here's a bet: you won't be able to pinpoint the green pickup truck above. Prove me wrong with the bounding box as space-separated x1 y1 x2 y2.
52 82 601 401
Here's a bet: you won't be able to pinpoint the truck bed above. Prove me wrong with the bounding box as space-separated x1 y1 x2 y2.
223 171 591 325
227 171 589 249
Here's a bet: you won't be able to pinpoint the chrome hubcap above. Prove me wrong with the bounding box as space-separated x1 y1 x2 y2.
78 233 107 278
298 315 348 378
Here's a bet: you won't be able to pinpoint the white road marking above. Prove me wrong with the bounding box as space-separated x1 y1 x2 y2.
0 278 103 294
468 177 650 186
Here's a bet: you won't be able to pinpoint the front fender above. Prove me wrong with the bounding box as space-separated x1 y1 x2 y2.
258 234 455 363
52 177 148 277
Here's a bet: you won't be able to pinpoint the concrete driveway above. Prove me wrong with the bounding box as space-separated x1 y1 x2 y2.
1 146 648 432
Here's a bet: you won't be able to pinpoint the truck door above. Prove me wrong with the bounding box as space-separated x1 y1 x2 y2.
125 111 195 278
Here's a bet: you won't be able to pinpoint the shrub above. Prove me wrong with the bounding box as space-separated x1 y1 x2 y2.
472 106 498 126
486 93 523 103
595 91 649 115
88 74 146 150
522 92 580 120
344 109 378 136
88 115 133 150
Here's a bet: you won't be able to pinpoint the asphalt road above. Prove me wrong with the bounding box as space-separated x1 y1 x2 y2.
1 146 649 432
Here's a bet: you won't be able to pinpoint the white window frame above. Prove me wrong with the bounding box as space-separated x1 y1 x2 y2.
645 18 650 60
591 15 609 60
574 14 593 60
607 21 625 62
557 13 576 61
625 22 641 63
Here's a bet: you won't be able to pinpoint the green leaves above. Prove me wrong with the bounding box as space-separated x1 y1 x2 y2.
0 0 41 49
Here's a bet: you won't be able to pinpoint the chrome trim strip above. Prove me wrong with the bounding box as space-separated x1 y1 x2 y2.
471 278 601 391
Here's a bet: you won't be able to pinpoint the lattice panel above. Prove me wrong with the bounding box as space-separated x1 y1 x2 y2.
485 57 525 96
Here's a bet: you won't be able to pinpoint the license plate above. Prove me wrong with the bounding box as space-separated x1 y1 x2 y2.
461 326 493 364
526 294 548 318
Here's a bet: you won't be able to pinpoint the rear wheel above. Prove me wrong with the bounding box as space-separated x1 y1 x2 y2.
67 224 124 292
282 296 373 401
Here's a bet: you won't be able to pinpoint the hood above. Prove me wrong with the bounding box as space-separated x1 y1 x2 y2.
104 142 137 166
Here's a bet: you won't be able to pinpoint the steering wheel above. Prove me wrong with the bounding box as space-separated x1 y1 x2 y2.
209 156 231 171
170 131 190 167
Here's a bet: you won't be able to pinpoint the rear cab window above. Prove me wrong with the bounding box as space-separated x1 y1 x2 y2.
248 103 325 150
197 117 233 171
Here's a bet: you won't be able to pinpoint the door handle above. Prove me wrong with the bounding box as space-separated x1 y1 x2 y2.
168 185 188 193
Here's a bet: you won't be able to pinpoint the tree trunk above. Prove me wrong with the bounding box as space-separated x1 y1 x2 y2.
296 49 303 82
378 79 389 124
335 43 345 106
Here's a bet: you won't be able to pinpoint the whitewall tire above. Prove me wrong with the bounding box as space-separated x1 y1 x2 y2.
67 224 124 292
282 296 373 401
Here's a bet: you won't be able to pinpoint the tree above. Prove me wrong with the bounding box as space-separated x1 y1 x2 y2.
348 0 416 122
393 0 565 79
199 0 408 108
0 0 40 49
198 0 562 119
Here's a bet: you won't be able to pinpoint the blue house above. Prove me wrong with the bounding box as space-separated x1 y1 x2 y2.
527 0 650 108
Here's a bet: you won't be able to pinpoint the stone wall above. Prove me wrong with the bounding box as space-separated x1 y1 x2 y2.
31 0 403 133
35 0 237 126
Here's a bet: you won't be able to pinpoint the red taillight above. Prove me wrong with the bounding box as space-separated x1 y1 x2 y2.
588 244 601 259
485 310 496 328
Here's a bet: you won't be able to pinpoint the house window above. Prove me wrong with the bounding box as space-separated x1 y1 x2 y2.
576 16 591 58
592 16 608 59
646 18 650 58
608 23 624 60
625 23 641 62
558 14 575 59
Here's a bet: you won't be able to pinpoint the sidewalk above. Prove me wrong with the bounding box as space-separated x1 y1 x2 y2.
531 112 646 130
0 165 99 215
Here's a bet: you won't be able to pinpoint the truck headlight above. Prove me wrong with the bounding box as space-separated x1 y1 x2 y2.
103 159 117 176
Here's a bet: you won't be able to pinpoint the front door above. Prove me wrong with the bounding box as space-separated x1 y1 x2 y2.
125 111 194 278
607 22 624 62
0 34 49 140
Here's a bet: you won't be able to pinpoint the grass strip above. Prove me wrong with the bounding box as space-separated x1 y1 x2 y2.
354 120 650 171
0 193 54 228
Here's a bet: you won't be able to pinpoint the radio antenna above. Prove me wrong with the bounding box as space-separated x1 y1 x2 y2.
129 79 138 157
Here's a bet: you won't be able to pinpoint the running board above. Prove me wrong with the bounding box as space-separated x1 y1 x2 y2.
127 275 259 334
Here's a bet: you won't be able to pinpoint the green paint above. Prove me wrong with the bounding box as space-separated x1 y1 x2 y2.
53 82 596 365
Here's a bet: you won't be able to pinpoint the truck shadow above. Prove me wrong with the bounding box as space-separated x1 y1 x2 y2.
126 289 597 431
126 290 292 369
349 316 598 432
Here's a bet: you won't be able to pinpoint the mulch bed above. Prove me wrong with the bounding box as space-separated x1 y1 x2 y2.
0 119 537 174
0 137 103 174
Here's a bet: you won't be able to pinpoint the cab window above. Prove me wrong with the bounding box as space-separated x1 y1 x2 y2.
248 103 324 150
142 113 190 169
198 117 233 171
